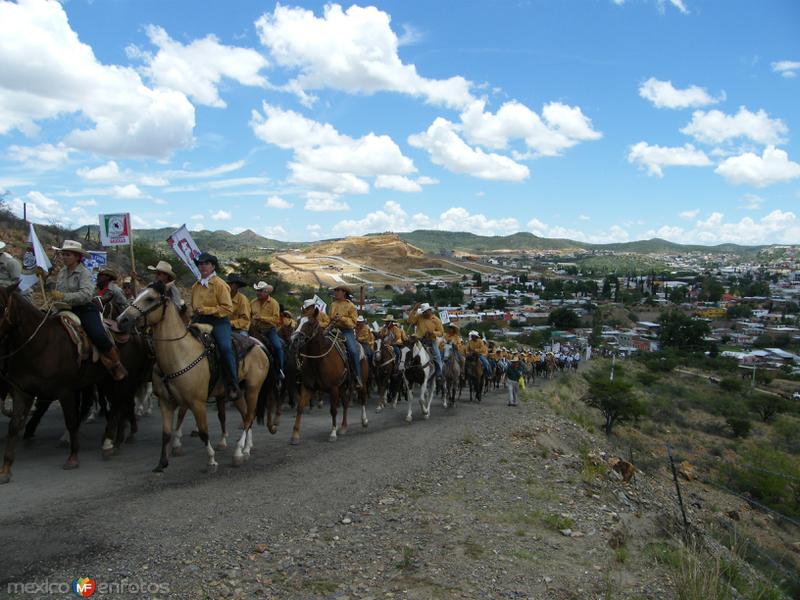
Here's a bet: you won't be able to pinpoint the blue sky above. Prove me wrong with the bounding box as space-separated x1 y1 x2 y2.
1 0 799 245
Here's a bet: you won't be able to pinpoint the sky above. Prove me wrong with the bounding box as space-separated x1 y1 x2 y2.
0 0 799 246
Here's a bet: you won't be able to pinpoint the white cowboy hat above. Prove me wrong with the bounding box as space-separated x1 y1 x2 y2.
254 281 274 293
417 302 432 314
302 298 317 310
356 315 366 323
382 314 396 322
469 330 479 337
147 260 176 281
52 240 88 256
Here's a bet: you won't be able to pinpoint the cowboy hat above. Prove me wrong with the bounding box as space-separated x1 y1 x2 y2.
302 298 318 310
332 284 352 295
52 240 88 256
122 276 133 285
447 322 460 329
147 260 176 281
0 241 6 251
417 302 432 314
194 252 218 269
469 330 479 337
281 309 293 317
382 314 396 322
254 281 274 293
356 315 366 323
226 273 247 287
97 267 117 280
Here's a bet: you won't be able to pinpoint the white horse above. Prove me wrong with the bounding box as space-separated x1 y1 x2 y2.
398 340 436 423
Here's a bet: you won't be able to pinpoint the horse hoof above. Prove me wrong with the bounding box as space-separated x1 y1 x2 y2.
289 437 300 446
328 435 337 442
338 427 347 436
268 426 278 435
57 439 70 449
215 441 228 451
205 464 218 474
171 446 184 457
0 473 10 484
102 448 114 461
152 465 166 473
362 420 368 428
62 460 79 470
405 416 412 423
424 413 430 420
232 455 244 467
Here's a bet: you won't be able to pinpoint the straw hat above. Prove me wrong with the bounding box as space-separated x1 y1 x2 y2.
356 315 366 323
0 241 6 251
98 267 117 280
469 330 479 337
382 314 396 322
147 260 176 281
302 298 317 310
254 281 274 293
52 240 88 256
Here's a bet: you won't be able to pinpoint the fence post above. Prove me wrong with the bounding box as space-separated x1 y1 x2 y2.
667 443 689 530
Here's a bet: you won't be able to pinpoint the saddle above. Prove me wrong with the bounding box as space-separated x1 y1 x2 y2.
58 312 94 363
188 325 259 392
325 329 365 387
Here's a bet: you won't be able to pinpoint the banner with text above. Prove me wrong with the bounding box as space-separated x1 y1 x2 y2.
82 251 108 284
167 225 202 280
99 213 132 246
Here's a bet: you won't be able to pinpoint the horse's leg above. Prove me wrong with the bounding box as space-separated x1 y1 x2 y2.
101 387 123 459
330 388 340 441
0 392 35 484
216 396 228 451
190 402 217 473
422 374 432 419
405 378 414 423
172 405 187 456
232 380 254 465
61 391 81 470
290 386 310 445
153 399 175 473
23 398 50 439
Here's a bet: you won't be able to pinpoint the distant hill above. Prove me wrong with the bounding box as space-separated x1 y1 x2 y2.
398 231 765 256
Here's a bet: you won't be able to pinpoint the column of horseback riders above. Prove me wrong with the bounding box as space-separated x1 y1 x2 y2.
0 239 584 480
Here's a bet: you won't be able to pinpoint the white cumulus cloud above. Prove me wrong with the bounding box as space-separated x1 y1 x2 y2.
715 145 800 187
255 3 473 109
679 209 700 219
7 143 72 169
681 107 788 146
627 142 712 177
77 161 120 181
374 175 422 192
265 196 293 209
771 60 800 79
211 209 232 221
638 77 721 109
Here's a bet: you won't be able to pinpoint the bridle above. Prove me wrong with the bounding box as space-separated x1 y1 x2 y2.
125 290 189 342
296 320 341 359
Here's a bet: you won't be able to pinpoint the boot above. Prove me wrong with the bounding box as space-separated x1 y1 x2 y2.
100 347 128 381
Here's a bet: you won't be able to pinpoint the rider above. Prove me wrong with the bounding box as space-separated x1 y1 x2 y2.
408 302 444 380
226 274 251 337
0 240 31 302
378 314 405 367
441 322 464 356
280 308 296 331
121 277 135 301
466 331 492 379
190 252 239 400
96 267 129 315
49 240 127 381
146 259 183 308
251 281 284 379
355 315 375 364
301 298 330 327
328 284 362 391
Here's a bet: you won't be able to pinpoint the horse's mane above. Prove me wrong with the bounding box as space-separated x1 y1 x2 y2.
4 289 48 321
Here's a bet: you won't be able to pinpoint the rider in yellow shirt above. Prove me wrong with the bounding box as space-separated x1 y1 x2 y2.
408 302 444 380
328 285 363 390
466 331 492 378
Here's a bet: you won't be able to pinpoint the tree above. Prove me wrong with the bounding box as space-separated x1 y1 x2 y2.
658 309 711 351
548 307 581 329
582 369 645 435
747 392 788 422
588 309 603 348
668 285 688 304
698 276 724 302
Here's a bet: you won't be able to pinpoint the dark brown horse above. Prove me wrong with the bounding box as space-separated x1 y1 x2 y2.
0 283 148 483
373 338 396 412
289 314 369 444
465 354 485 403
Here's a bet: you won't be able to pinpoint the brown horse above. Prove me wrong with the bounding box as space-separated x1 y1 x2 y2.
0 283 145 483
289 315 369 444
117 282 269 472
373 338 396 412
465 353 485 403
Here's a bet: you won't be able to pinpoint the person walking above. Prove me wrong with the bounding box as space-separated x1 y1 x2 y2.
505 355 523 407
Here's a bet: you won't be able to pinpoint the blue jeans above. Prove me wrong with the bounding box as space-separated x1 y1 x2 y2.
478 355 491 378
361 343 374 365
393 346 402 364
265 327 285 372
341 329 361 380
72 304 112 352
196 315 237 386
426 341 443 377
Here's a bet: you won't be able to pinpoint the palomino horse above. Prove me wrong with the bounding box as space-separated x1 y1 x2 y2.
117 282 269 472
442 342 462 409
0 283 146 482
545 352 557 379
373 338 396 412
465 353 485 403
398 338 436 423
290 315 369 444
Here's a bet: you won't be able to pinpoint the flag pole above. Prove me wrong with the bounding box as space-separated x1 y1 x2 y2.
127 213 137 295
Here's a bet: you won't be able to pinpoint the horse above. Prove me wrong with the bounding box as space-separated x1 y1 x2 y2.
465 353 485 403
442 342 462 409
117 281 269 472
492 359 507 389
290 315 369 444
545 353 557 379
373 338 396 412
397 337 436 423
0 283 147 483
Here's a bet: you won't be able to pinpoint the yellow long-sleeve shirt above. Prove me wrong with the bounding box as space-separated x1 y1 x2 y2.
441 332 463 353
379 323 406 345
230 292 251 331
409 311 444 340
251 296 281 329
467 338 488 356
356 325 375 349
190 276 233 318
303 307 330 328
328 300 357 330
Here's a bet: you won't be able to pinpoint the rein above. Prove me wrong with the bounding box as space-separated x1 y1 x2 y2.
299 327 341 359
0 301 54 360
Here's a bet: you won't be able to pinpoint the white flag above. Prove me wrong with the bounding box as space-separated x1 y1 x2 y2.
26 223 52 272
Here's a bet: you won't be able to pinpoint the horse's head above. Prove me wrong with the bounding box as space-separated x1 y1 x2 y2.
292 316 319 350
0 281 22 339
117 281 172 331
442 342 453 361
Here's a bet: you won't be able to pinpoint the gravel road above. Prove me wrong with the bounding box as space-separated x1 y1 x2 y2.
0 374 678 599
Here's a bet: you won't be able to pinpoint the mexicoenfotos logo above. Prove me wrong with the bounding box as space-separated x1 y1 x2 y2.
71 577 96 597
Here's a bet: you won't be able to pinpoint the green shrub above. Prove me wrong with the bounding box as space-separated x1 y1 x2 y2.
747 392 788 422
582 369 645 435
726 416 752 438
636 371 660 386
772 415 800 454
719 378 744 393
720 445 800 518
